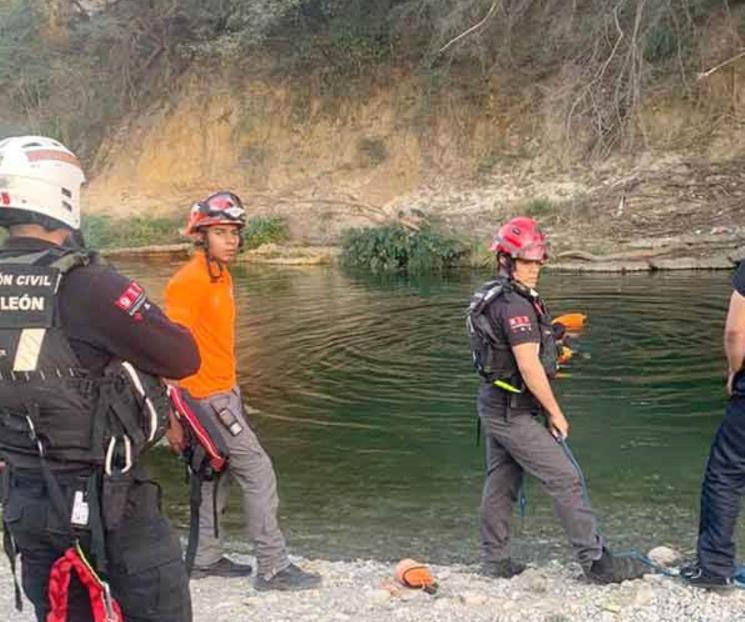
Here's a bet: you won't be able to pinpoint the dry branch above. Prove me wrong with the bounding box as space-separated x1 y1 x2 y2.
437 0 501 55
698 50 745 81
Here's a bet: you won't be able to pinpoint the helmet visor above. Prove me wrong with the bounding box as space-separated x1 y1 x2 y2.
518 242 548 262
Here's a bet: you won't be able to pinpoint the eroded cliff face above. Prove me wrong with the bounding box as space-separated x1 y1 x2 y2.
86 58 745 246
84 67 542 242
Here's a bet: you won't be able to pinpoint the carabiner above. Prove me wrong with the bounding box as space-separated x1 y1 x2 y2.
104 436 132 477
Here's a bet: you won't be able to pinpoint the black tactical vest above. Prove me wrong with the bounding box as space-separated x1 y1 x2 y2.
0 248 168 469
466 276 559 388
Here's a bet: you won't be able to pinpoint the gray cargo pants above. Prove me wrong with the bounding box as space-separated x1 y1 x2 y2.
192 387 290 577
479 396 603 566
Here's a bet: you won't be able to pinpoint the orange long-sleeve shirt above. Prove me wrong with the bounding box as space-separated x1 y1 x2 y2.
164 251 236 398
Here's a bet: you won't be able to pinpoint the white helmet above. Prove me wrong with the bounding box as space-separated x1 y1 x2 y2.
0 136 86 230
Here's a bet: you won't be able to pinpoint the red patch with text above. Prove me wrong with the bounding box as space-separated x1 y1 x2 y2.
114 281 147 321
508 315 532 333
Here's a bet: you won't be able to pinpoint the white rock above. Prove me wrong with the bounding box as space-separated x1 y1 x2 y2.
647 546 682 566
367 588 391 603
432 597 452 610
601 600 621 613
516 568 549 593
632 583 655 607
458 591 488 606
399 588 425 601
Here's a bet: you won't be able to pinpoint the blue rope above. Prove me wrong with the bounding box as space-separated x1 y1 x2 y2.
736 567 745 586
557 437 591 505
557 437 745 586
518 482 527 520
556 437 682 579
615 549 679 578
503 433 745 585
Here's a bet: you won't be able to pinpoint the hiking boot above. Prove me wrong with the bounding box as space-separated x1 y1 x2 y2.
191 557 253 579
254 563 322 592
584 549 647 584
479 559 527 579
680 563 734 590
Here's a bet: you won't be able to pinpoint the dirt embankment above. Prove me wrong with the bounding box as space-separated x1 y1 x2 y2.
86 51 745 266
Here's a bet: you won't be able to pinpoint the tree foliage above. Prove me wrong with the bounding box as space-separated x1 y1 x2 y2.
0 0 740 160
0 0 304 155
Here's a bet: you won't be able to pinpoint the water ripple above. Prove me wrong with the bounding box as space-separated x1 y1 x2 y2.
121 261 736 563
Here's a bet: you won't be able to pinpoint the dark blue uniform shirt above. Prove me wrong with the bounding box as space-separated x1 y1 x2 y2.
733 261 745 296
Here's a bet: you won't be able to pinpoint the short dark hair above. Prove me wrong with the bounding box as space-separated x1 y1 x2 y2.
1 208 70 232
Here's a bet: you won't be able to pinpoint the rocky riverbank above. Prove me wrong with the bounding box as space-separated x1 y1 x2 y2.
102 234 745 272
100 243 341 266
2 554 744 622
546 230 745 273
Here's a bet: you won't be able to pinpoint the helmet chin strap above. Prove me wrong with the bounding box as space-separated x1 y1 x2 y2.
196 225 243 281
497 253 515 279
67 229 86 249
197 232 224 282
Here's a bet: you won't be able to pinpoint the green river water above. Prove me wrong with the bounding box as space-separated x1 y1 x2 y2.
121 260 742 565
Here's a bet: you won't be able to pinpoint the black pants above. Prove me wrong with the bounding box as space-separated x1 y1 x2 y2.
697 393 745 579
3 467 192 622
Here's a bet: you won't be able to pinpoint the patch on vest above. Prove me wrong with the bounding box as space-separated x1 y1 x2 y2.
115 281 147 320
0 265 58 329
508 315 532 333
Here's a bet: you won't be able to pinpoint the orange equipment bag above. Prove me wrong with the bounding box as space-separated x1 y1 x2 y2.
394 558 438 594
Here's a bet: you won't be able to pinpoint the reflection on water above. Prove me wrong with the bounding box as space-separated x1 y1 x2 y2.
121 258 742 563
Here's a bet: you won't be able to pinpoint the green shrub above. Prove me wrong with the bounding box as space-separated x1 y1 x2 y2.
341 224 468 273
523 197 555 218
643 21 679 62
243 216 290 250
81 215 183 249
357 136 387 165
80 214 290 250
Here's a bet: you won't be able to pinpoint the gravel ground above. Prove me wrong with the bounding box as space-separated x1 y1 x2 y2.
2 555 745 622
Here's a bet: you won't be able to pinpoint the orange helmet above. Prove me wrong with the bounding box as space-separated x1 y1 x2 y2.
184 191 246 236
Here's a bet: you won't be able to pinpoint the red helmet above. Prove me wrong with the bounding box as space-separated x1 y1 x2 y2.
490 216 548 261
184 191 246 236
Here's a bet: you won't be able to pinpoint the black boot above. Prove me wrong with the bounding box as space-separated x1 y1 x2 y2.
254 563 322 591
584 549 647 584
680 563 734 590
480 559 527 579
191 557 253 579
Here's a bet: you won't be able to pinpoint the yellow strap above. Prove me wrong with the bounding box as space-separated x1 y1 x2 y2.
494 379 522 393
75 541 103 585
